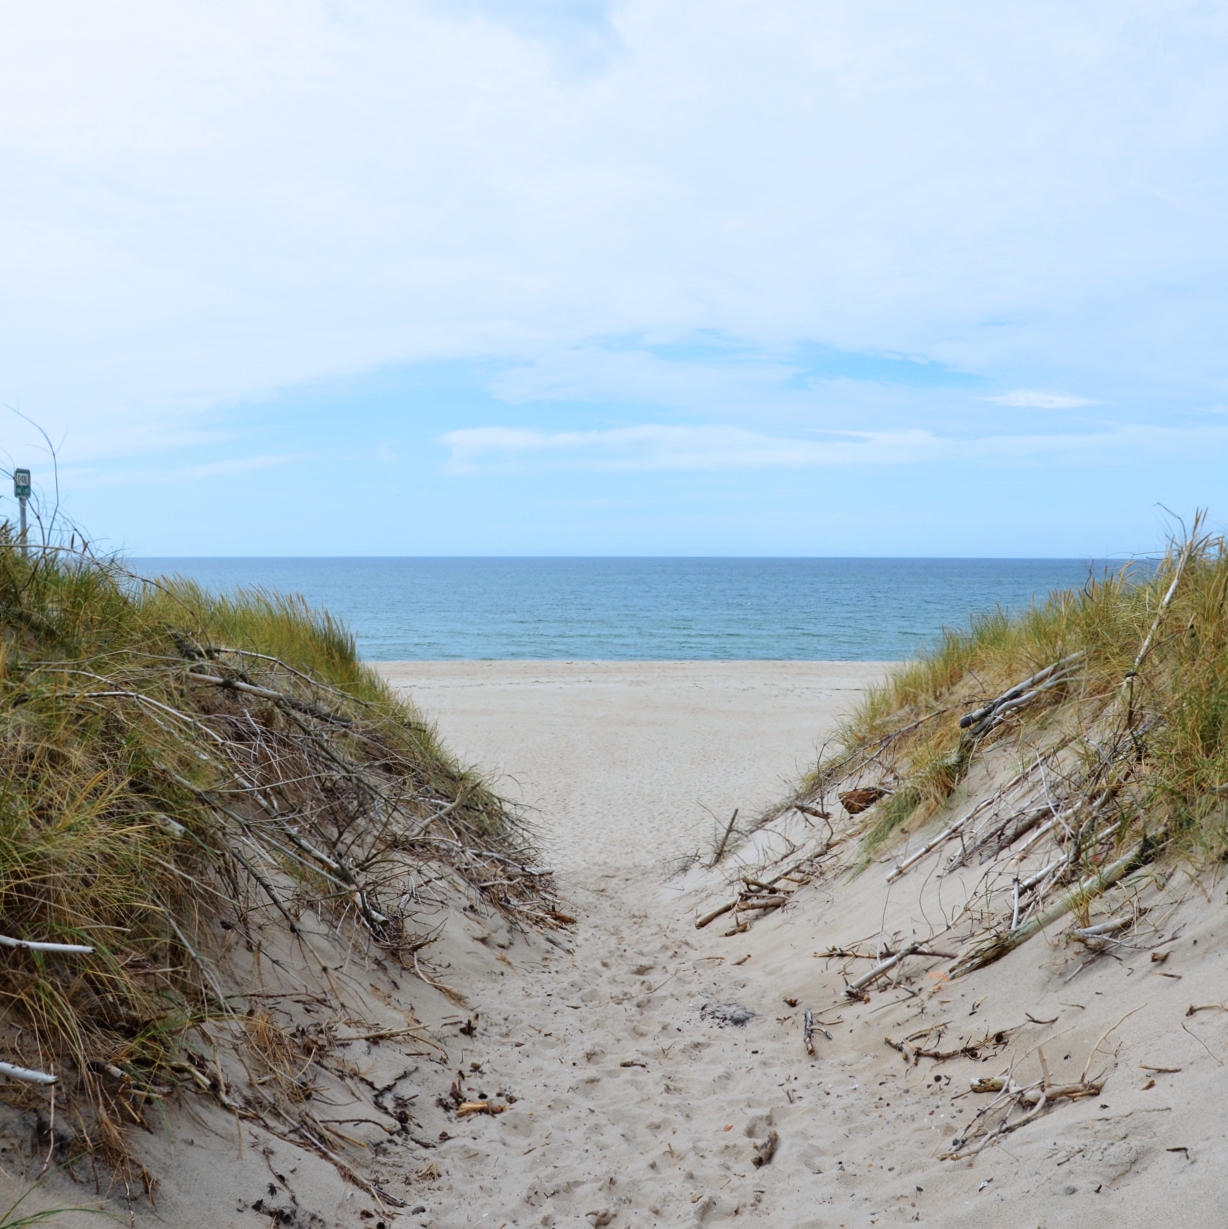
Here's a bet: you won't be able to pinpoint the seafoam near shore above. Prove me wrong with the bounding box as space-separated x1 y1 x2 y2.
373 660 890 873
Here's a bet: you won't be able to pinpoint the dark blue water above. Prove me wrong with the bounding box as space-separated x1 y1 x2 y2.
130 558 1112 661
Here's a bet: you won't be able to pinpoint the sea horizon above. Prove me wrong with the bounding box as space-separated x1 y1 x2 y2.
131 556 1130 663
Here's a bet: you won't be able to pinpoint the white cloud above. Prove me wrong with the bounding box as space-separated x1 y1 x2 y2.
62 453 306 489
988 390 1096 409
1 0 1226 462
442 423 939 469
442 419 1228 472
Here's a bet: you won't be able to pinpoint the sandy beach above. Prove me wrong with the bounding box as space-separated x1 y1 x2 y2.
373 661 886 873
10 657 1223 1228
367 660 1228 1228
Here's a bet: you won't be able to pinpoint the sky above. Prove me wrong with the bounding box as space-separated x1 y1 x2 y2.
1 0 1226 556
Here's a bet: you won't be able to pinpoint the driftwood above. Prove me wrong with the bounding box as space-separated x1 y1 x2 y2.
843 941 953 996
710 808 740 867
949 842 1145 977
0 933 95 1084
0 1061 57 1085
803 1008 834 1057
886 804 988 883
752 1130 779 1167
695 900 737 930
793 803 831 821
1070 917 1132 949
1125 529 1199 689
885 1027 1010 1065
456 1100 506 1118
696 860 815 930
846 941 922 995
942 1074 1102 1159
886 754 1063 883
0 934 93 955
945 804 1056 871
959 653 1084 737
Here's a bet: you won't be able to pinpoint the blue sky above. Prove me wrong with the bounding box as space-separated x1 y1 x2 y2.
1 0 1226 555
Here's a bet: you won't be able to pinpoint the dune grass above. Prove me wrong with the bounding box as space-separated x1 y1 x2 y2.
789 519 1228 869
0 530 547 1180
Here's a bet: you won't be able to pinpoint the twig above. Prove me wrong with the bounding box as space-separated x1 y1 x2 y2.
950 842 1146 978
185 672 353 726
711 809 740 867
0 934 93 955
802 1010 831 1053
0 1061 56 1085
845 941 923 995
1081 1003 1148 1083
960 654 1085 733
752 1131 779 1167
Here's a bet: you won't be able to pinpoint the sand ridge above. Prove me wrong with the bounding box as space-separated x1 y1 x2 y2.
377 661 1228 1228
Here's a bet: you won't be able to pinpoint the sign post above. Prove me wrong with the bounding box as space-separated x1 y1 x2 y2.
13 469 29 558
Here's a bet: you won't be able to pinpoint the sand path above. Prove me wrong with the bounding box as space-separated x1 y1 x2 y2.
375 662 884 873
372 662 1228 1229
376 662 897 1226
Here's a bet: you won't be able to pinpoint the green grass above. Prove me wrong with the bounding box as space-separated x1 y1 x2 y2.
791 520 1228 867
0 530 543 1177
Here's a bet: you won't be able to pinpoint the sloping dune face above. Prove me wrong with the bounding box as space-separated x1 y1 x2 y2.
374 596 1228 1229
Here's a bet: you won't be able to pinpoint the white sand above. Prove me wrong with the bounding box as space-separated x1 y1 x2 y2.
371 661 1228 1228
9 660 1226 1227
373 661 884 873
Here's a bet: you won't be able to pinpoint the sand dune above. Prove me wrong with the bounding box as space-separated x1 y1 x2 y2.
6 659 1225 1227
376 661 1228 1228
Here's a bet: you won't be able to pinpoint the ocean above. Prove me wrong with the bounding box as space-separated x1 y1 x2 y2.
129 557 1120 661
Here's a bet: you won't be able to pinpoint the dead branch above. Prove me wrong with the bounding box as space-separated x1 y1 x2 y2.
949 842 1146 977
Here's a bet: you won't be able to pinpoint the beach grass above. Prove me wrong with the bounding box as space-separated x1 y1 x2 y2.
0 530 547 1179
788 519 1228 870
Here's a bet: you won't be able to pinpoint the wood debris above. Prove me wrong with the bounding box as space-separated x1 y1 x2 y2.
696 864 813 933
455 1100 506 1118
885 1026 1011 1065
838 788 889 815
752 1130 779 1167
942 1075 1102 1159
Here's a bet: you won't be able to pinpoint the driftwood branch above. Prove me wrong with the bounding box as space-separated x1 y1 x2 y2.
949 842 1145 977
843 941 953 995
1126 525 1200 685
0 934 93 955
710 808 739 867
0 1061 56 1084
695 856 816 930
186 672 353 726
959 654 1085 732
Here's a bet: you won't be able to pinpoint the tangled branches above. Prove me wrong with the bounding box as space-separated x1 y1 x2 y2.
0 538 558 1189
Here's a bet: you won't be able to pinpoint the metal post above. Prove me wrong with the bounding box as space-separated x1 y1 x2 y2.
13 469 30 559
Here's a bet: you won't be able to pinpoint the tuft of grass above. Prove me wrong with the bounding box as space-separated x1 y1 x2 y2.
783 519 1228 870
0 529 552 1183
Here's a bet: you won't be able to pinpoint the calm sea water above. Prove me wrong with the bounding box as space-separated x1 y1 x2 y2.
130 558 1116 661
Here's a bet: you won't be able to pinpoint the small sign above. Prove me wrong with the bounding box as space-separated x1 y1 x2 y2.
12 469 29 500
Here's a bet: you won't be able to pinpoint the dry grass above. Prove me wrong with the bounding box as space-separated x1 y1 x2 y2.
0 530 555 1187
779 518 1228 877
